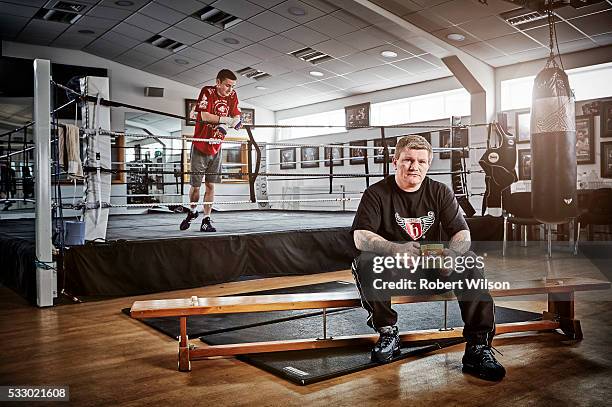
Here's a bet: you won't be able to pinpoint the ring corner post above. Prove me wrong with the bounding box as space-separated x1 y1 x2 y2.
33 59 55 307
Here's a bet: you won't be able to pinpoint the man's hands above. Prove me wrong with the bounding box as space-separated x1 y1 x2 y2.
219 116 242 129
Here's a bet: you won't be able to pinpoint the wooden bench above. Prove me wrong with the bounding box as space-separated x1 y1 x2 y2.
130 277 610 371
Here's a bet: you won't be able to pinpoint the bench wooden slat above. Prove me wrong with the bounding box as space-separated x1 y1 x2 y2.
130 278 610 319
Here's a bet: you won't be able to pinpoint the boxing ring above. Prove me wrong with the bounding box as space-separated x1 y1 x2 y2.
1 59 506 305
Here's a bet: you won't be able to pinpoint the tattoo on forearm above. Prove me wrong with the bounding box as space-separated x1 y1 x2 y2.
449 229 471 254
354 230 403 256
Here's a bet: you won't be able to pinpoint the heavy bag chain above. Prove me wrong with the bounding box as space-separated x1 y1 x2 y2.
545 6 564 70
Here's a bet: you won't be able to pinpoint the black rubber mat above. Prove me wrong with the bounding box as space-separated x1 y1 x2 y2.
126 282 540 385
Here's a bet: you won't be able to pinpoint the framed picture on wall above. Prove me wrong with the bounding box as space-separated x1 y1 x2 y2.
301 146 320 168
185 99 198 126
518 149 532 181
439 130 451 159
280 147 296 170
345 102 370 129
601 141 612 178
324 145 344 167
601 100 612 138
516 110 531 143
576 115 595 165
240 108 255 126
373 137 396 164
349 140 368 164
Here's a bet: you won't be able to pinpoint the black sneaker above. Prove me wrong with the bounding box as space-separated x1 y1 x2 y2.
371 326 401 363
180 211 198 230
200 217 216 232
462 344 506 381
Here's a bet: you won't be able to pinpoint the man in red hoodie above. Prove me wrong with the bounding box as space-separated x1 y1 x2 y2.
180 69 241 232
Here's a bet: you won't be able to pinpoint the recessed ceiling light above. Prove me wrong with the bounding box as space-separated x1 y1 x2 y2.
223 37 240 45
288 6 306 16
380 50 398 58
309 71 324 77
447 33 465 41
174 58 190 65
78 29 95 35
255 86 267 90
114 0 134 6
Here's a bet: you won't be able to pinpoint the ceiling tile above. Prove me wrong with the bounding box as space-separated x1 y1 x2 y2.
162 53 201 69
208 30 253 49
486 32 543 54
86 5 133 20
125 13 170 33
569 10 612 37
431 26 480 47
363 44 416 62
524 22 586 45
403 9 453 32
111 22 154 41
52 33 94 49
175 47 217 63
176 17 221 37
457 15 518 41
228 21 275 42
320 75 357 89
303 80 342 93
429 0 496 25
74 16 119 30
19 19 67 40
211 0 265 19
342 70 383 85
391 40 427 56
190 63 223 78
206 57 247 71
139 2 186 25
250 61 291 76
0 15 31 38
592 32 612 46
369 0 423 16
337 29 386 51
192 39 235 56
301 0 339 13
99 31 140 48
313 39 358 58
267 54 310 70
271 0 325 24
364 64 412 80
146 60 190 77
247 0 285 8
331 9 369 29
133 43 173 59
554 2 611 20
114 49 160 68
1 0 46 6
0 2 39 18
340 53 384 70
99 0 149 11
260 34 304 53
172 69 208 86
153 0 207 15
241 43 284 60
305 15 357 38
249 10 299 33
160 26 201 45
556 38 598 54
225 50 263 66
391 56 438 74
316 58 355 75
282 25 329 46
460 41 505 59
85 38 132 59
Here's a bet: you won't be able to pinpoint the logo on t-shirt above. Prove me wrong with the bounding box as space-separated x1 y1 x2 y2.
214 100 229 116
395 211 435 240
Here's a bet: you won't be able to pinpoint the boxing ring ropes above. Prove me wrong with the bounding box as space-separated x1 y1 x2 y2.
1 59 491 306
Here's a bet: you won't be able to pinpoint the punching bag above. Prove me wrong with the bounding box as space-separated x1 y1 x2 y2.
530 66 576 223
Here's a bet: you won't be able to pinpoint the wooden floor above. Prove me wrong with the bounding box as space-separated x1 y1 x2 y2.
1 247 611 406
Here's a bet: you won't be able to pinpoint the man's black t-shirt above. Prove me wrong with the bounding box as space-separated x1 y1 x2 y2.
351 176 469 242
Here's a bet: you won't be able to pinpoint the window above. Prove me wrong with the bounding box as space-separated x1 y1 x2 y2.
371 88 470 125
501 62 612 111
278 109 345 140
